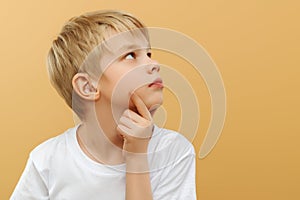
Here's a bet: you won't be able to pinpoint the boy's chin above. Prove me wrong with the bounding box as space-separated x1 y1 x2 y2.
127 101 162 116
148 102 163 114
145 95 163 109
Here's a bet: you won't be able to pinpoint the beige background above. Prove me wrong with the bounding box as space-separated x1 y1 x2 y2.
1 0 299 199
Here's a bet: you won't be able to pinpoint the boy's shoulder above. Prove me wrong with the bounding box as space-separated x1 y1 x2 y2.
28 124 195 170
152 125 195 153
31 127 72 151
29 126 77 168
29 124 195 156
149 125 195 170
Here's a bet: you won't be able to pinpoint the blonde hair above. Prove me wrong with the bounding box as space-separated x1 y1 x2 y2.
47 10 146 120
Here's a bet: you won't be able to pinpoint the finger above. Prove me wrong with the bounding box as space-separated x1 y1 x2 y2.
123 109 142 123
130 92 152 121
119 115 135 129
117 124 131 136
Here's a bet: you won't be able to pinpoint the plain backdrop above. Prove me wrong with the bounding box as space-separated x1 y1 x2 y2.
1 0 299 199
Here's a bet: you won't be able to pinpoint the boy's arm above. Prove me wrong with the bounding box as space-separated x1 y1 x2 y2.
10 157 49 200
125 151 152 200
125 172 152 199
117 92 154 200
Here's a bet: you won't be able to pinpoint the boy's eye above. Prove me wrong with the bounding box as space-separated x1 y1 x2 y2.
124 52 136 60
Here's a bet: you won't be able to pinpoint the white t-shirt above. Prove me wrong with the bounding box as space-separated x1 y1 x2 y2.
10 124 197 200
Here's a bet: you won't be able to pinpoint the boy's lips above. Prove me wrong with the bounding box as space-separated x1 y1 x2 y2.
148 78 164 88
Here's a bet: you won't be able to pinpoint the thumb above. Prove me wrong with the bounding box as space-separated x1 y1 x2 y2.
130 92 152 121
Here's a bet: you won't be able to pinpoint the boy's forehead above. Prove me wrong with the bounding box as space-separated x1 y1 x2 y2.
104 30 150 53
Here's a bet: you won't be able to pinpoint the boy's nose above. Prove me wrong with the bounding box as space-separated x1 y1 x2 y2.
147 60 160 74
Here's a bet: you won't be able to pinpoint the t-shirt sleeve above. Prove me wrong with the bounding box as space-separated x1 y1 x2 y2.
10 156 49 200
152 144 197 200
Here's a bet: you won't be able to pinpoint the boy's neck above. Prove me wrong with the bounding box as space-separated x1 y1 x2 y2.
76 99 126 165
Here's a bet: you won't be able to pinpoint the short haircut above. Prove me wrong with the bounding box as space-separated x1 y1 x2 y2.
47 10 146 120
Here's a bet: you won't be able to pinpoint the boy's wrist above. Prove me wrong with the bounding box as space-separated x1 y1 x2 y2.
125 152 150 173
123 138 150 154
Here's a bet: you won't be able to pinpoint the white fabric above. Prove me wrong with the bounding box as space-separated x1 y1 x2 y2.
10 124 197 200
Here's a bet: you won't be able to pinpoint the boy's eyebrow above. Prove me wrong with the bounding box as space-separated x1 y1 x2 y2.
115 44 151 53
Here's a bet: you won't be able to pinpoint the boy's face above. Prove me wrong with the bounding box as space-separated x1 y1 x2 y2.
97 29 163 114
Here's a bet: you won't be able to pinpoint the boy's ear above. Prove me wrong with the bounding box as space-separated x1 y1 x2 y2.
72 73 100 101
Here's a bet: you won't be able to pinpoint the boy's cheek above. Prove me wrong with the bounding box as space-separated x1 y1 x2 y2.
110 76 152 105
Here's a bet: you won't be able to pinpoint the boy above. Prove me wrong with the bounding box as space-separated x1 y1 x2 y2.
11 10 196 199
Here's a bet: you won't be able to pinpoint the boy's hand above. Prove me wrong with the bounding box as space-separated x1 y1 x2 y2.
117 92 153 155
